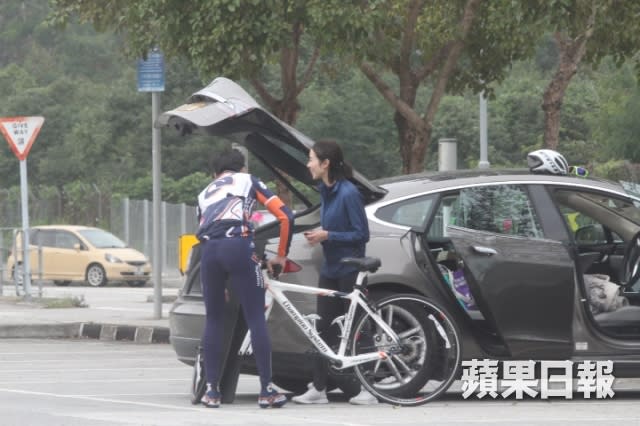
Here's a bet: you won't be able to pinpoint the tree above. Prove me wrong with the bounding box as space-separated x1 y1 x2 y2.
310 0 538 173
48 0 327 205
530 0 640 149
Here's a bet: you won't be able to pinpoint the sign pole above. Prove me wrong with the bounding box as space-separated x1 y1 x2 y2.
0 116 44 301
137 49 165 319
152 91 162 319
19 159 32 299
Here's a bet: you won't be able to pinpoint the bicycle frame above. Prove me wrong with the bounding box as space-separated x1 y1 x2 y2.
262 269 401 369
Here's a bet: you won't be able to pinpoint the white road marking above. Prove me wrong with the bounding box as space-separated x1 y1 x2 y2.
0 388 374 425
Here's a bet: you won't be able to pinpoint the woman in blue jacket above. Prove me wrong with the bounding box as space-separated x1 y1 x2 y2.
292 140 377 405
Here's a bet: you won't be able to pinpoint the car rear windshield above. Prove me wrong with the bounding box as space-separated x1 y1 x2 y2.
78 229 127 248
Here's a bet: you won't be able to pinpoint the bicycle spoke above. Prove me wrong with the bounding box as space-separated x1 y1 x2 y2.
384 356 406 383
398 326 422 339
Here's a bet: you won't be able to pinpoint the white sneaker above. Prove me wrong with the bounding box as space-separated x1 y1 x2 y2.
291 382 329 404
349 388 379 405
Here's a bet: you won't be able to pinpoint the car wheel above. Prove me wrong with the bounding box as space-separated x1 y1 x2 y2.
11 266 24 287
127 281 147 288
53 281 71 286
271 376 308 394
86 264 107 287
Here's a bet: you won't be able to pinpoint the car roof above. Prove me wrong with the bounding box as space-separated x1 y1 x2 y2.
374 168 628 201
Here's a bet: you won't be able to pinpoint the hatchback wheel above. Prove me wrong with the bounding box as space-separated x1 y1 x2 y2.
86 264 107 287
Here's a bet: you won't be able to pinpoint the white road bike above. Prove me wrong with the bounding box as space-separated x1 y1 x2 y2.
192 256 463 406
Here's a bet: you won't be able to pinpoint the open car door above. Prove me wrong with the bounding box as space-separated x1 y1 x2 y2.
447 225 575 359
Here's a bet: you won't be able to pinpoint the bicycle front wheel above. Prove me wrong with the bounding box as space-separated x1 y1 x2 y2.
349 294 462 406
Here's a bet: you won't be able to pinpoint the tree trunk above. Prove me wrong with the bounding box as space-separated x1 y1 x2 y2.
542 9 595 150
249 22 319 208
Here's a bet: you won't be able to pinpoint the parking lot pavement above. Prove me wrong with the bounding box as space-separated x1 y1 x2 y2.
2 339 640 426
0 282 179 342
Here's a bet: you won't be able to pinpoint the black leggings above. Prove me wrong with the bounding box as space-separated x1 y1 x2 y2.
312 271 359 391
200 237 272 391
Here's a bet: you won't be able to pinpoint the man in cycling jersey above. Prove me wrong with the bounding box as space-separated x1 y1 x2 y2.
197 148 294 408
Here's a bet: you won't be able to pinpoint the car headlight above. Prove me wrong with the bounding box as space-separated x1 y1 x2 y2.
105 253 123 263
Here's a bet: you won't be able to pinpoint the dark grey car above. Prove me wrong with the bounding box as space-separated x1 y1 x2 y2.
160 78 640 397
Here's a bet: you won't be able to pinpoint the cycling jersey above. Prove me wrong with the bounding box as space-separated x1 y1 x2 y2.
196 172 294 257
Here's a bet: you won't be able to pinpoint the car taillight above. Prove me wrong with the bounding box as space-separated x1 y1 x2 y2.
283 259 302 273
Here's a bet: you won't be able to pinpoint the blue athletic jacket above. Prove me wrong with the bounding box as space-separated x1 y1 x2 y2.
319 179 369 278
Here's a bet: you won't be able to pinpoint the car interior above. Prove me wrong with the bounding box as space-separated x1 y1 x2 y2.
552 189 640 337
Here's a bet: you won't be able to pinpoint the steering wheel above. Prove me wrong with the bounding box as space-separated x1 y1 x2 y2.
622 230 640 289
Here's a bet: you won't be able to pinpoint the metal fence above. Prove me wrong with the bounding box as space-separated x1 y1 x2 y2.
0 190 198 283
110 197 198 277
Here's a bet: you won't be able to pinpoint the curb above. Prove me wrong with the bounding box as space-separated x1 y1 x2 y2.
0 323 170 344
80 323 170 344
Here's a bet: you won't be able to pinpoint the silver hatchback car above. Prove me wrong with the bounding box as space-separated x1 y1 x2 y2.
160 78 640 399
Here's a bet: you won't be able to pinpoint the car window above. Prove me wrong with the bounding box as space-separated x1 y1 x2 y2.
31 230 56 247
375 195 436 228
428 185 543 238
55 231 80 249
78 229 127 248
553 189 631 244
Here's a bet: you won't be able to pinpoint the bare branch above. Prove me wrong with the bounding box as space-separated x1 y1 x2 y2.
399 0 426 71
250 78 277 111
423 0 482 123
296 47 320 96
360 62 424 127
415 42 451 82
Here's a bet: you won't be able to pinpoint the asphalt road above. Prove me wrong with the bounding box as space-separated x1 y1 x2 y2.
1 339 640 425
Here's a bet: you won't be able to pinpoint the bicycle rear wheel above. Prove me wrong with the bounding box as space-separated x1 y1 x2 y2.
349 294 461 406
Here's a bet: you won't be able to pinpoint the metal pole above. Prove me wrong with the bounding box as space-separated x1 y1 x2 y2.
144 199 150 259
0 231 4 295
123 197 130 245
161 201 167 278
19 159 31 300
478 92 490 169
152 91 163 319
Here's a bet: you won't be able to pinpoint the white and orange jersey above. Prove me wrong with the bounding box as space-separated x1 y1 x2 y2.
196 172 294 257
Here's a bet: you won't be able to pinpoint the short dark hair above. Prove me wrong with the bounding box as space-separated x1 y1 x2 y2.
311 140 353 182
210 148 245 175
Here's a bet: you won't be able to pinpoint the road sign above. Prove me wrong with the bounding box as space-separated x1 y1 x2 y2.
0 116 45 161
137 51 165 92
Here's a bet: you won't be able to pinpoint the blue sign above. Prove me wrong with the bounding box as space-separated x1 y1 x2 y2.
137 51 165 92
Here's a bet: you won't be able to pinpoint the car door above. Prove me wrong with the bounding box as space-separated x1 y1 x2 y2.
29 230 59 280
445 184 575 359
47 230 85 280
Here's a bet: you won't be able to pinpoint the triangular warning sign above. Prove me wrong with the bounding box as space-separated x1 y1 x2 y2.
0 116 45 161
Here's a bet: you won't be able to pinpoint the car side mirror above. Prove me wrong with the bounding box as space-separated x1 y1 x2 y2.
575 224 606 244
73 243 82 251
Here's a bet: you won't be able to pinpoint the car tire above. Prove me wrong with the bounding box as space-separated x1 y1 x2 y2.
11 266 24 287
271 376 308 394
86 264 107 287
53 281 71 286
127 281 147 288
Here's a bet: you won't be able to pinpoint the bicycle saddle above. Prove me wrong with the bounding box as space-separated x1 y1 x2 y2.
340 256 381 273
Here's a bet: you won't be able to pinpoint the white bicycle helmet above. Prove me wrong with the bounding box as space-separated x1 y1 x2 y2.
527 149 569 175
